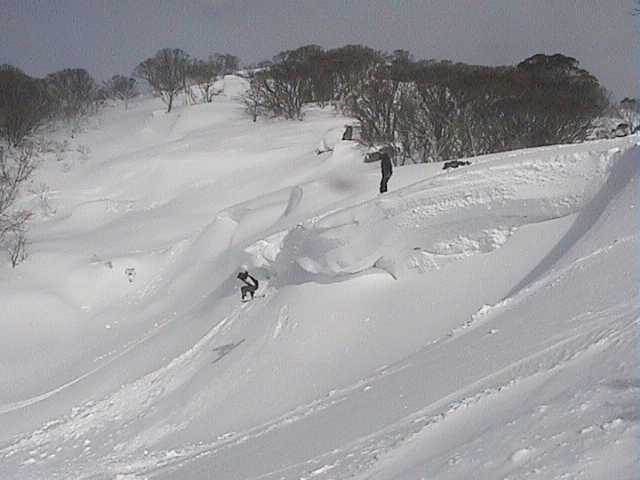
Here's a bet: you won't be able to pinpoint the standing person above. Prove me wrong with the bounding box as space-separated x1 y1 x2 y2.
379 148 393 194
342 125 353 140
237 266 259 302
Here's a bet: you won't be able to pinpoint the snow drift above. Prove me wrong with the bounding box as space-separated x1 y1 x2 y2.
0 79 637 480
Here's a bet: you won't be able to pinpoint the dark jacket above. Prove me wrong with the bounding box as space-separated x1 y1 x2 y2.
238 271 259 290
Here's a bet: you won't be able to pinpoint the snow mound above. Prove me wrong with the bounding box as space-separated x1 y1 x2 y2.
268 144 629 280
0 82 637 480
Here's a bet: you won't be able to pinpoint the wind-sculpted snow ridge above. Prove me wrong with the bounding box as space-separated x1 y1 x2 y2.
131 140 636 480
269 142 629 281
0 81 637 480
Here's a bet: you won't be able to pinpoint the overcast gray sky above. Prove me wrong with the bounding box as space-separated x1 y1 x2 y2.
1 0 637 99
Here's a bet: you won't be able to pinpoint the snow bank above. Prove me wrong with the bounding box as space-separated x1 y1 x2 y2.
0 80 636 480
268 143 631 280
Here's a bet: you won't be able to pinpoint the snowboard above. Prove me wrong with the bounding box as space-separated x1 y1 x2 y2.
241 293 266 303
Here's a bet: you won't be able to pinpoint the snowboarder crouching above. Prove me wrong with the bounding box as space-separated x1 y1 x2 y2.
237 267 259 301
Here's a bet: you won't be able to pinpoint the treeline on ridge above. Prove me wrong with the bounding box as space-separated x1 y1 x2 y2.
243 45 612 164
0 50 240 147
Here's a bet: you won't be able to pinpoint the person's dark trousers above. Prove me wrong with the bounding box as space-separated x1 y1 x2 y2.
380 174 391 194
241 285 256 300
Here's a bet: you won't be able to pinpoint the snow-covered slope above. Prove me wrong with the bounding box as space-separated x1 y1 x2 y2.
0 76 637 480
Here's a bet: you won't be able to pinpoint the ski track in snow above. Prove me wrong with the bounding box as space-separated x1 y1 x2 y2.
127 220 637 478
99 300 635 480
0 86 637 480
3 158 636 478
0 293 273 475
33 238 633 479
100 234 637 479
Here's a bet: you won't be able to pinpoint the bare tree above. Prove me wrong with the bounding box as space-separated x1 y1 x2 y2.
212 53 240 76
324 45 384 103
406 79 459 162
134 48 191 113
348 53 608 163
0 65 52 146
243 45 385 121
103 75 138 109
46 68 99 121
0 144 37 266
242 71 261 121
515 54 609 145
243 47 316 120
187 58 222 103
618 97 639 129
242 44 607 160
6 228 28 268
345 65 406 146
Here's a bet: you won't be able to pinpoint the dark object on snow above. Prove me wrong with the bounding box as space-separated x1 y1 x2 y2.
237 269 259 301
125 267 136 283
379 151 393 194
612 123 630 137
342 125 353 141
443 160 471 170
364 151 380 163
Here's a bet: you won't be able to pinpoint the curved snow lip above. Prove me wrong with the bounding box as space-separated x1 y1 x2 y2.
507 145 636 296
266 143 629 281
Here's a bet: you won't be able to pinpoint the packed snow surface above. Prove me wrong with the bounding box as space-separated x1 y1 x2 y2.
0 76 637 480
